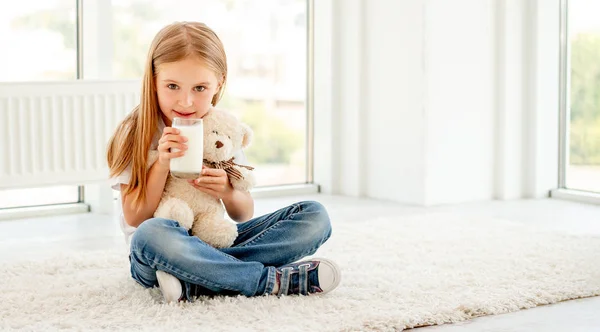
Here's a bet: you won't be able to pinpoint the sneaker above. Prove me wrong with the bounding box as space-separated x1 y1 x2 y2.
156 270 184 303
274 257 341 296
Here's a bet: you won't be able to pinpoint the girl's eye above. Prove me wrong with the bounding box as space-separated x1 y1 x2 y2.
194 86 206 92
167 84 178 90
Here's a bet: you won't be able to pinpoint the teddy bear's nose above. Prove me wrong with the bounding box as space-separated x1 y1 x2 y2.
215 141 224 149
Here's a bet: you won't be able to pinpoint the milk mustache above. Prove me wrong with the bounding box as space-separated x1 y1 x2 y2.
170 117 204 178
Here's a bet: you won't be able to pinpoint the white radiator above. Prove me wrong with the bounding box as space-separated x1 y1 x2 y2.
0 80 140 189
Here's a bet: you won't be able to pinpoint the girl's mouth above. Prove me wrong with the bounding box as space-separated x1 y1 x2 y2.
173 110 195 118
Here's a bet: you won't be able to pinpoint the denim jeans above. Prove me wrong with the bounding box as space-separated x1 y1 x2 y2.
129 200 332 299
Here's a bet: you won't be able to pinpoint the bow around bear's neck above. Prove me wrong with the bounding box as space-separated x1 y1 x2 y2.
203 157 254 180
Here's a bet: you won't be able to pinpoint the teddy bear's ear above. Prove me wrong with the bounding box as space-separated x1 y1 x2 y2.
241 123 253 148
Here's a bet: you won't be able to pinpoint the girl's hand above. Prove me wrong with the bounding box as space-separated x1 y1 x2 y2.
188 166 234 200
157 127 188 169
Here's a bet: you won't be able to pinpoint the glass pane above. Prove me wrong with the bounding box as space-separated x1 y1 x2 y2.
0 1 80 209
567 0 600 192
0 186 79 209
0 0 77 81
111 0 307 187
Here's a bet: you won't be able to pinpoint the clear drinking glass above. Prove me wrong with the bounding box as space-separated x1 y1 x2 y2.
170 117 204 178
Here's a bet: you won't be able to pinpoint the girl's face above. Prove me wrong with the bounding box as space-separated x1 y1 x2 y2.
155 57 222 127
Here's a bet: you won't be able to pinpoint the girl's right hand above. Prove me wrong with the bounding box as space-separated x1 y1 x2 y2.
156 127 188 169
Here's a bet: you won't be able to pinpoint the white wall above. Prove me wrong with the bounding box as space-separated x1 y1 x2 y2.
314 0 560 205
423 0 496 205
529 0 560 198
364 1 427 204
495 0 527 200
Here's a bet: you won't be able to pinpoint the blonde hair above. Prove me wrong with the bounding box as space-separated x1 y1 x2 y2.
107 22 228 209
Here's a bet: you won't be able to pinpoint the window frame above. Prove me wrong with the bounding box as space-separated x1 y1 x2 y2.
552 0 600 204
0 0 83 213
1 0 318 218
85 0 317 190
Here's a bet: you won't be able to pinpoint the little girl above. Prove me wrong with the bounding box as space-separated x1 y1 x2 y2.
106 21 341 303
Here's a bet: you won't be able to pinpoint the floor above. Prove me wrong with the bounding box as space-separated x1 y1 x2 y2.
1 194 599 331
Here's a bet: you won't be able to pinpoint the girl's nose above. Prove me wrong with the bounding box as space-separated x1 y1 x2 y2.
178 92 193 107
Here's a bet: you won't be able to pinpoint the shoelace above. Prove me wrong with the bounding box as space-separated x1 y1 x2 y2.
277 263 311 296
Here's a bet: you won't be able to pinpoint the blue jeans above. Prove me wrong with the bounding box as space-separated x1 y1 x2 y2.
129 200 332 299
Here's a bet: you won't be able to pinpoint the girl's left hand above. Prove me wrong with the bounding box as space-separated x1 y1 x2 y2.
188 166 234 200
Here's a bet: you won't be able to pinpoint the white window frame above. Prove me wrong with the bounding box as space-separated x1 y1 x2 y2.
0 0 85 217
550 0 600 204
0 0 319 220
81 0 320 214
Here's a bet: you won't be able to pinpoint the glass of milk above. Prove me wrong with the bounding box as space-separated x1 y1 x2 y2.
170 117 204 179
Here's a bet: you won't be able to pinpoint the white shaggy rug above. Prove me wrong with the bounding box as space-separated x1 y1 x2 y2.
2 213 600 331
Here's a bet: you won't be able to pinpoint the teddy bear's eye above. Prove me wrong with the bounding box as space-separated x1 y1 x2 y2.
227 135 231 139
212 130 219 135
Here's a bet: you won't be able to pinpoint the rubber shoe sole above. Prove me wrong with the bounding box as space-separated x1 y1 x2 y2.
313 257 341 295
156 270 183 303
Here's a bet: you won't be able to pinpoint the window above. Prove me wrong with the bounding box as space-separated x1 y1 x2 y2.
0 0 79 209
561 0 600 193
1 0 312 212
107 0 309 187
0 0 76 81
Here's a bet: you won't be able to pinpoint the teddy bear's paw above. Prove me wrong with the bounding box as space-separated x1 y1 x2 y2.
193 220 238 248
154 197 194 230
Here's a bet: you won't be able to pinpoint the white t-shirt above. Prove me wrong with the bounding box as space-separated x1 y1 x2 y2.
109 117 247 247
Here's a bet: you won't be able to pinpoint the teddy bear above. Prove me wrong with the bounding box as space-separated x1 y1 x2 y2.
150 108 255 248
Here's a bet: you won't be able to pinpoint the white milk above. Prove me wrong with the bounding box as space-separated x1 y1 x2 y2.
170 118 204 178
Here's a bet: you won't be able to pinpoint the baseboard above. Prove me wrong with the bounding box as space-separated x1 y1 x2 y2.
550 188 600 205
0 203 90 221
251 183 320 198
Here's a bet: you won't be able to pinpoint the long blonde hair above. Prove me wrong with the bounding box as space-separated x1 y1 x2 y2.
107 22 228 209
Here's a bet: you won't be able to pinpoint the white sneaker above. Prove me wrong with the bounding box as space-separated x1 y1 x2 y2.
156 270 183 303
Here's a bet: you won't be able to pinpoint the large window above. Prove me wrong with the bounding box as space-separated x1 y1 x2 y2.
102 0 309 187
1 0 311 212
561 0 600 193
0 0 76 81
0 0 80 209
